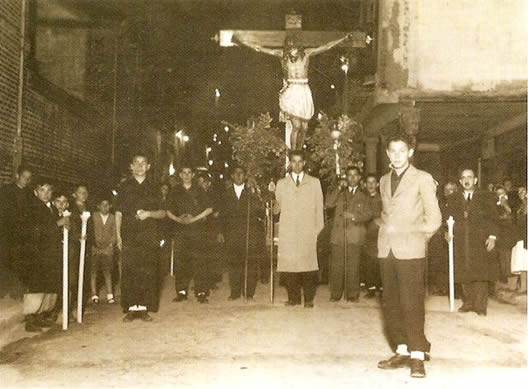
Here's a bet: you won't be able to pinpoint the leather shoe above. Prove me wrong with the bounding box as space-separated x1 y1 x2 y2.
122 312 137 322
476 310 487 316
329 297 340 302
346 297 359 303
284 301 300 306
304 302 314 308
228 295 240 301
25 321 42 332
366 290 376 298
410 358 426 378
458 305 473 313
138 311 153 322
378 354 410 369
172 293 188 302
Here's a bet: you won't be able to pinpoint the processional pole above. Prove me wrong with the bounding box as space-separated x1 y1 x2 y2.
77 211 91 323
267 200 275 304
244 191 250 303
62 210 71 330
170 239 174 277
447 216 455 312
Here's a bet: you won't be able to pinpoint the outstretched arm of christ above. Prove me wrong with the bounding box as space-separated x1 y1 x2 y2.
233 35 282 57
305 33 353 56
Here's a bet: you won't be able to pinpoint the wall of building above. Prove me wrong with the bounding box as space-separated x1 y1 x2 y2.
377 0 528 97
0 0 111 188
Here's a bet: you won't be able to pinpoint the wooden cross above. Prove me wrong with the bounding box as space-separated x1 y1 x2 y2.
214 12 366 49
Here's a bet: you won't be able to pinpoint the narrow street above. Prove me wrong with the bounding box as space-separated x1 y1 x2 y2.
1 275 526 388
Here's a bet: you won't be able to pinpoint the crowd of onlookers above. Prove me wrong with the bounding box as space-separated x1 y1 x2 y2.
0 162 526 331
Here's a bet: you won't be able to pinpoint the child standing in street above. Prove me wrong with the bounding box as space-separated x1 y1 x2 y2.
90 198 117 304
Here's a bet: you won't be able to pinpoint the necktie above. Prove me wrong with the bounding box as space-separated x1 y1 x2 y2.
296 175 300 187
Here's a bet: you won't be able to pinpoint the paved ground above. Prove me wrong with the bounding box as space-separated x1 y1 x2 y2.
0 274 527 389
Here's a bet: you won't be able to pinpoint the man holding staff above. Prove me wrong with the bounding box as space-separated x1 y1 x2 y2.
116 153 166 322
217 166 264 301
444 168 499 316
325 166 372 302
376 133 441 378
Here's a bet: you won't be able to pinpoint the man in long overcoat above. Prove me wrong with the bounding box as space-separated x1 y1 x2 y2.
273 150 324 307
217 166 265 300
444 168 499 316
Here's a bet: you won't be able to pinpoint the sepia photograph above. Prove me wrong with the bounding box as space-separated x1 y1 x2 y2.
0 0 526 387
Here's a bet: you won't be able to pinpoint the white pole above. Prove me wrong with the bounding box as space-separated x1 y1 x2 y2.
77 212 91 323
170 239 174 277
447 216 455 312
62 210 71 330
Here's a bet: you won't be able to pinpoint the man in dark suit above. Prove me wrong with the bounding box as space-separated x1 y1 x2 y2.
325 166 373 302
444 168 499 316
363 174 383 298
0 165 33 294
217 166 264 300
376 133 442 378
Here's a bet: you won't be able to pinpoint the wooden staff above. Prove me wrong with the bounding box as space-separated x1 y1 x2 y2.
343 188 348 301
62 210 71 330
244 191 251 303
77 211 91 323
268 200 275 304
447 216 455 312
170 238 175 276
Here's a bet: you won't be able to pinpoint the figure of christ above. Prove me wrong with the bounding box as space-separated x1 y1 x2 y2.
233 33 354 150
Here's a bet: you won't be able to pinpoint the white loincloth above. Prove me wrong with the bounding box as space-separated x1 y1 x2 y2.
279 79 314 122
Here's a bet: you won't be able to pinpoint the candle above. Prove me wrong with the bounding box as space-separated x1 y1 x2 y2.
62 210 71 330
77 211 91 323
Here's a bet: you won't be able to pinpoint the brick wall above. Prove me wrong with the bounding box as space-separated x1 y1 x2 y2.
0 0 110 191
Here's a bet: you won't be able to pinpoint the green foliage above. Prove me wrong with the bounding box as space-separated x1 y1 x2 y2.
227 113 288 186
307 113 364 183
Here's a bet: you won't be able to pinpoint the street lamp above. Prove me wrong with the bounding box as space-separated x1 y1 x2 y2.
340 56 350 114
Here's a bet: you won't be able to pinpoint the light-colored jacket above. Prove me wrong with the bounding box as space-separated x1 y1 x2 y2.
377 165 441 259
275 173 324 272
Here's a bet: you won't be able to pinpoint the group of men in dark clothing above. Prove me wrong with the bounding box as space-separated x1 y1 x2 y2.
0 167 97 331
1 152 525 348
118 156 268 321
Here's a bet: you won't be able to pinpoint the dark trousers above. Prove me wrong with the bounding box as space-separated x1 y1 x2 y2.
364 252 382 290
380 252 430 353
461 281 488 313
285 271 318 304
226 242 257 297
174 233 209 296
229 261 257 298
329 243 361 299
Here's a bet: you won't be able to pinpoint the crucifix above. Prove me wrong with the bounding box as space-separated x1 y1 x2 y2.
214 12 366 150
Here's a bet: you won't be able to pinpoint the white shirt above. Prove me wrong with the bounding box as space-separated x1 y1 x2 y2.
233 183 245 200
291 172 304 185
101 213 109 225
348 186 358 195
